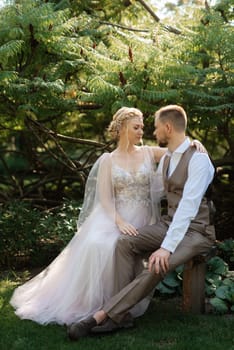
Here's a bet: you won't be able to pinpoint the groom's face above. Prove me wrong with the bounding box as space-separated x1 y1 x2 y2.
153 117 169 147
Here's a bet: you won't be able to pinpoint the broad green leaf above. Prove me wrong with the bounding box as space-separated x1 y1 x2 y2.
156 282 175 294
215 285 231 301
207 257 228 276
210 297 229 313
163 273 180 288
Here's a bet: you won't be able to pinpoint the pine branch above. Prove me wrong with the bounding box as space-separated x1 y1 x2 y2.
137 0 160 22
26 117 110 147
137 0 182 35
25 118 78 172
99 21 149 33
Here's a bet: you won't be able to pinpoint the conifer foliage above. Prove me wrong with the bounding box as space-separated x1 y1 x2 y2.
0 0 233 205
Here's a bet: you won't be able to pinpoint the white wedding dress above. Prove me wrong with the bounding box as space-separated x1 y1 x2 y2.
10 146 160 325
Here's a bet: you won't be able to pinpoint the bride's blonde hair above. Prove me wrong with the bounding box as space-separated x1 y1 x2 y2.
108 107 143 140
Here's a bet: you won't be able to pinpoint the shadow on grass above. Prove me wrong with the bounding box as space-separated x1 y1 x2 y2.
0 272 233 350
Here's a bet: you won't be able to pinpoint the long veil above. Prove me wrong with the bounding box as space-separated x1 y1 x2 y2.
77 153 116 229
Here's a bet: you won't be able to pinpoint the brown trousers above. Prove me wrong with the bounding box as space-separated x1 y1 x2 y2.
104 221 215 323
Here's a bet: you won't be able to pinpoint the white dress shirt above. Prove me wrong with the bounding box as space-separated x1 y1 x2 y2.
157 137 215 253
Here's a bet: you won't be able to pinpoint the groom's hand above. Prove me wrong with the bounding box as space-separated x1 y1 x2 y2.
148 248 170 275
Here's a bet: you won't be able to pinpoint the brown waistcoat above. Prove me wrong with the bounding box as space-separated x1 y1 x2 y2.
162 147 216 239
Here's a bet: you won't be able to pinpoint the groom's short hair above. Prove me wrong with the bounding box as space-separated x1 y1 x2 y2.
155 105 187 131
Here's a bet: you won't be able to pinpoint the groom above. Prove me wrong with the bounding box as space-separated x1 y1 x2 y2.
68 104 216 340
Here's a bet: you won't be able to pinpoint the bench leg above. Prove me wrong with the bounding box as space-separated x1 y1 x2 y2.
182 259 206 313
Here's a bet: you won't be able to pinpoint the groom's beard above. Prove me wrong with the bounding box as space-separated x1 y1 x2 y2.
158 141 168 147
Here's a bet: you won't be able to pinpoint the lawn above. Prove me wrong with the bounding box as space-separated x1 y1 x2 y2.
0 271 233 350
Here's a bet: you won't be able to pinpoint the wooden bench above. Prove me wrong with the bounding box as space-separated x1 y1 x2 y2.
182 245 217 313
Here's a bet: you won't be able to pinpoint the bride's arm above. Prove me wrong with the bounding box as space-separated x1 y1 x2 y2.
97 154 138 236
149 146 167 163
115 213 138 236
148 140 207 163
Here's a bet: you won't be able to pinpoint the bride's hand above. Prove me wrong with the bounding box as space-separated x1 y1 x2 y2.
116 218 138 236
191 140 207 153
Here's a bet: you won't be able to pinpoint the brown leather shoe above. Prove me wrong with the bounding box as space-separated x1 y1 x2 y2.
91 315 134 334
67 316 97 341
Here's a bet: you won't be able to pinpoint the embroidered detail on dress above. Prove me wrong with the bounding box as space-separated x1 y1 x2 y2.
112 164 151 208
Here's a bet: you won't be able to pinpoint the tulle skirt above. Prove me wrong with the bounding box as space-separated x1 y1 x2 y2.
10 204 152 325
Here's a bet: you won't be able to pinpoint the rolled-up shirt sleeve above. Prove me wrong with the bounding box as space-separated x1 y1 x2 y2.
161 152 214 253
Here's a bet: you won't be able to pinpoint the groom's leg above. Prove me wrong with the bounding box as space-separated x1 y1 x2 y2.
113 221 168 293
105 268 161 323
105 229 214 324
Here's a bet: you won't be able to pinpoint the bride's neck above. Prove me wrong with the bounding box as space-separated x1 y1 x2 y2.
116 143 136 154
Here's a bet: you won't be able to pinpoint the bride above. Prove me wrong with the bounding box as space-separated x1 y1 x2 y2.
10 106 201 326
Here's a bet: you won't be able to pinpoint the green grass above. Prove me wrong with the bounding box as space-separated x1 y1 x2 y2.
0 271 234 350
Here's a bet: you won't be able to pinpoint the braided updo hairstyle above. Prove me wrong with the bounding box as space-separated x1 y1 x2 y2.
107 107 143 140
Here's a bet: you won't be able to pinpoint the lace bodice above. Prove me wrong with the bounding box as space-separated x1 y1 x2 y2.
112 163 151 209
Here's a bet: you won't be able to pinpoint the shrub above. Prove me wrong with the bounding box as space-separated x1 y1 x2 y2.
0 200 81 268
206 255 234 313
